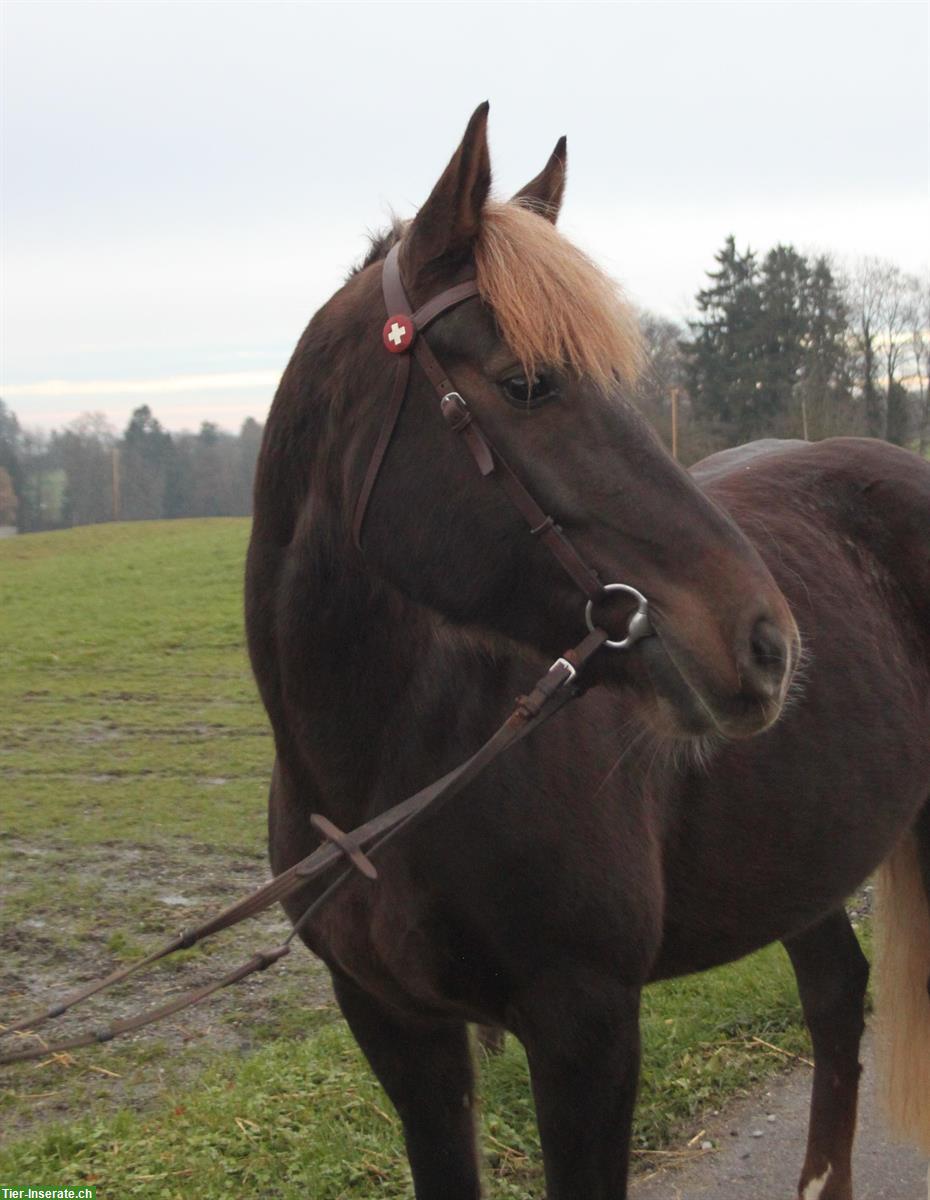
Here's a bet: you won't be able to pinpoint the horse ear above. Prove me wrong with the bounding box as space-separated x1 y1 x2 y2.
512 137 567 224
403 102 492 285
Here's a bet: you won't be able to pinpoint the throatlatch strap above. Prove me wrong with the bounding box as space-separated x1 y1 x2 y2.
357 242 606 604
436 392 604 602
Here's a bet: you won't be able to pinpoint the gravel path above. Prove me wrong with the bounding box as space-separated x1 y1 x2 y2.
631 1032 927 1199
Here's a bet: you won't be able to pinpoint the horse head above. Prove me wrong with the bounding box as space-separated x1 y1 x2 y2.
276 104 799 740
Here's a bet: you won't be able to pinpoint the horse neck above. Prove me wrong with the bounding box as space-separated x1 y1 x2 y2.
275 521 516 825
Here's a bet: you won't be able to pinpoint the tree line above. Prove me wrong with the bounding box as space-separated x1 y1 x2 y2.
0 404 263 532
1 241 927 533
637 243 929 465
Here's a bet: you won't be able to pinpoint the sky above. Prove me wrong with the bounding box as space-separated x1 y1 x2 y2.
2 0 928 435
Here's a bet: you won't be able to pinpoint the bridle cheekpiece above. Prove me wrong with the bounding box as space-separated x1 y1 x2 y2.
353 241 652 654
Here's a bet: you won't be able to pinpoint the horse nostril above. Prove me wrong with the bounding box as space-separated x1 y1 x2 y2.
746 618 790 698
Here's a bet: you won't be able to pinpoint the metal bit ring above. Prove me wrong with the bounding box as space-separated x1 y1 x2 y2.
585 584 652 650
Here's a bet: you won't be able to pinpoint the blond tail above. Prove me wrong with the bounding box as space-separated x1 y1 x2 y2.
874 831 930 1152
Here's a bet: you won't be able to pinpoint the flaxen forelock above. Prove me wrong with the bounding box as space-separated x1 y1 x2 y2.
474 201 643 392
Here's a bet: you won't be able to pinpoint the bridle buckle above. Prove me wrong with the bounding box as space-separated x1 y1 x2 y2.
552 657 578 685
440 392 472 431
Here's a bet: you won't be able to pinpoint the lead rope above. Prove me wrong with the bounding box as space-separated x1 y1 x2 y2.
0 630 607 1065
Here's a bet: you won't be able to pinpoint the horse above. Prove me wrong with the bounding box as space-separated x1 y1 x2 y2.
244 104 930 1199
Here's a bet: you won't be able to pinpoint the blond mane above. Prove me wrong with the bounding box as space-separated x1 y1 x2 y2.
474 202 643 392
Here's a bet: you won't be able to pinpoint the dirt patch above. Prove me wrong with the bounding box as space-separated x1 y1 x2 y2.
0 834 334 1140
1 862 881 1146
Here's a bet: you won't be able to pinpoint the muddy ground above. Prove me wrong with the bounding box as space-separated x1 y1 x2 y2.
1 833 334 1138
2 831 877 1152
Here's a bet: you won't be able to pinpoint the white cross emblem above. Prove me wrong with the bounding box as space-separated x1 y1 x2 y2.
387 321 407 347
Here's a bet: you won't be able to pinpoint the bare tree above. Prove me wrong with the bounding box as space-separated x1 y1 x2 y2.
876 263 912 445
55 412 117 526
845 258 886 438
0 467 17 526
636 310 687 450
17 427 55 531
908 272 930 455
846 258 922 445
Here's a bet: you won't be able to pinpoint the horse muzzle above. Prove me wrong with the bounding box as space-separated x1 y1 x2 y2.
626 604 800 741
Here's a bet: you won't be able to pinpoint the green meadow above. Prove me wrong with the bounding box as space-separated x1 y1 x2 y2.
0 521 848 1198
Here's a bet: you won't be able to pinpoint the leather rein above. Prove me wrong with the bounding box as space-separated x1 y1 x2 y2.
0 242 652 1066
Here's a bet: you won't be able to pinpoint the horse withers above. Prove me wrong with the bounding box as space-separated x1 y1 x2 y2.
245 104 930 1199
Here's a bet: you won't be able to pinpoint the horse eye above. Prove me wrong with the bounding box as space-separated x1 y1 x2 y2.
502 373 556 410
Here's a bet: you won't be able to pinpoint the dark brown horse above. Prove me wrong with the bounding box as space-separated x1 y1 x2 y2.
245 105 930 1199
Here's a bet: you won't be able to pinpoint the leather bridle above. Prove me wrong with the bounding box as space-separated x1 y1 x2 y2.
0 241 656 1066
353 242 652 651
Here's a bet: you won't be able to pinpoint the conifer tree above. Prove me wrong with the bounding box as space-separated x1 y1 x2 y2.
121 405 174 520
797 257 854 439
756 245 809 433
685 237 763 440
687 241 855 444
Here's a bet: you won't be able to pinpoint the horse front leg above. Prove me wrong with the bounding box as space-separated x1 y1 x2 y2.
783 908 870 1200
516 968 642 1199
331 970 483 1200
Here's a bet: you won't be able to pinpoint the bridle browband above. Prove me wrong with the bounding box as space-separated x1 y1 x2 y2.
353 241 652 649
0 240 656 1066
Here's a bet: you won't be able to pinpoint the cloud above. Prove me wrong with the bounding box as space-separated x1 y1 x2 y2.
3 370 281 399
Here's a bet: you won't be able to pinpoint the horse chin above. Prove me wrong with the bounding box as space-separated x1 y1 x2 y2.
634 634 785 742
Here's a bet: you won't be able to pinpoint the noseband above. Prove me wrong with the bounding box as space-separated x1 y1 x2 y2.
352 242 650 651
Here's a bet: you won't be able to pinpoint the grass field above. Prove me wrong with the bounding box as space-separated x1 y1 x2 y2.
0 520 862 1197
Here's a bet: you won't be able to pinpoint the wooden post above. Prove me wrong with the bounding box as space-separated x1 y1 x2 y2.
671 388 679 461
111 447 121 521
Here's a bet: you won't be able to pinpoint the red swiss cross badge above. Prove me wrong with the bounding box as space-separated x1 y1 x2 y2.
383 314 415 354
